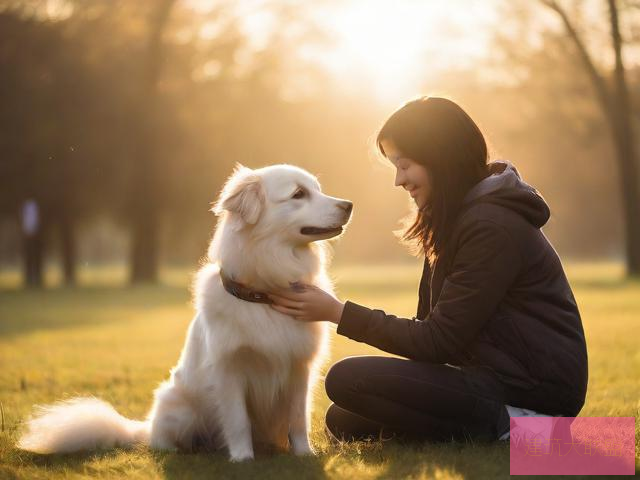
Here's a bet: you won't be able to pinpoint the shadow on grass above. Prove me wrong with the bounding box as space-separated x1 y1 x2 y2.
339 440 512 479
0 284 190 338
20 448 115 468
159 451 328 480
10 439 633 479
317 438 633 479
143 441 511 480
11 447 329 480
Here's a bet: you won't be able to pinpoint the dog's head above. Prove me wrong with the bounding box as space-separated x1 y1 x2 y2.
212 164 352 243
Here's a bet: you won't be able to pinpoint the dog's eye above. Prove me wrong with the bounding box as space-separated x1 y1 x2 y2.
292 188 306 199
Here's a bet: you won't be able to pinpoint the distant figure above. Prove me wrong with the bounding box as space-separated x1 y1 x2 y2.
22 198 43 287
22 199 40 237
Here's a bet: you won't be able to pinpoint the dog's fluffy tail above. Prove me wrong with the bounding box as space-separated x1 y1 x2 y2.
18 397 150 454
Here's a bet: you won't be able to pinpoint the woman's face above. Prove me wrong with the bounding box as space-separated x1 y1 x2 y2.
381 139 432 210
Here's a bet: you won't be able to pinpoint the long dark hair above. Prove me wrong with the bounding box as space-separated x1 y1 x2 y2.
376 96 489 266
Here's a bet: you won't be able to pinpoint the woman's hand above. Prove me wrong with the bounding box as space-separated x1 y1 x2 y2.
268 283 344 324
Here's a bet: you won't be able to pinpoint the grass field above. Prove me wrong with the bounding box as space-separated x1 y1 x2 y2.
0 261 638 479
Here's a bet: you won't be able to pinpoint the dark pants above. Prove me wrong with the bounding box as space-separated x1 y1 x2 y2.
324 355 512 443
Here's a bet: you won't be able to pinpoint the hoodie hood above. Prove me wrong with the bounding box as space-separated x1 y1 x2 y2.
462 160 550 228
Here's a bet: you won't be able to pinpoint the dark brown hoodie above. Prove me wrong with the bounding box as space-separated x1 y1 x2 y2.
337 160 588 416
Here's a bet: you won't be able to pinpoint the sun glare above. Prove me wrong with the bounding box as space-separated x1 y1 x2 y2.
301 0 497 105
193 0 498 105
311 1 428 102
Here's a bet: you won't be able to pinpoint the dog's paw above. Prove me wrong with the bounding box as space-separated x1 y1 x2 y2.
292 443 315 456
229 452 254 462
228 444 254 462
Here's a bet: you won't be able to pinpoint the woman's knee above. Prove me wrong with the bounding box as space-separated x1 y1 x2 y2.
324 356 370 404
324 403 343 442
324 402 386 443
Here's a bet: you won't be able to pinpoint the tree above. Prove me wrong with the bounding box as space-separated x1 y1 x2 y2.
540 0 640 276
128 0 176 284
0 9 100 287
0 4 147 286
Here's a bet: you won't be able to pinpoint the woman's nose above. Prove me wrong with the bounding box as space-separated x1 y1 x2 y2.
394 170 405 187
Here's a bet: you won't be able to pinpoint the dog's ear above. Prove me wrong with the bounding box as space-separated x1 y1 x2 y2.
212 164 264 224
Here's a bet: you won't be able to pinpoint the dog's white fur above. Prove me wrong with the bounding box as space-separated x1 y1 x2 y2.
18 164 352 461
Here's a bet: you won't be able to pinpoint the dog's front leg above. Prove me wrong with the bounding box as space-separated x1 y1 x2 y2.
216 378 254 461
288 366 314 456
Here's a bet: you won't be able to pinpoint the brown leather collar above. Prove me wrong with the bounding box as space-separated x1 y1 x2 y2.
219 269 273 304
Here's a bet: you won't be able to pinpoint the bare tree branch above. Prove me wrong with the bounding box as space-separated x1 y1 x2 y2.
539 0 612 120
609 0 627 105
540 0 640 275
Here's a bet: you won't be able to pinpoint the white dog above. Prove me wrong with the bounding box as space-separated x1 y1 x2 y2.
18 164 353 461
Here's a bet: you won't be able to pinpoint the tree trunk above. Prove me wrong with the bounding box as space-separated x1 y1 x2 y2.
610 124 640 276
607 0 640 276
130 201 160 284
22 222 45 288
129 0 175 285
59 211 76 286
541 0 640 277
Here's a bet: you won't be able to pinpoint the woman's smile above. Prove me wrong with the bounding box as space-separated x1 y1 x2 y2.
380 139 433 210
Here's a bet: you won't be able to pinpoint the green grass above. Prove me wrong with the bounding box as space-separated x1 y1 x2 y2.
0 261 638 479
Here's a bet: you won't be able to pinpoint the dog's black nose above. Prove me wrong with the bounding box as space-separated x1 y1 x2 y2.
338 200 353 215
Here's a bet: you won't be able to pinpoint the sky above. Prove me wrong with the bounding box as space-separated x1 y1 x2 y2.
298 0 500 104
191 0 501 106
187 0 640 106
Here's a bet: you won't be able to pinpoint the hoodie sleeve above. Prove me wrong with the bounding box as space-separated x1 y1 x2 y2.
336 219 523 363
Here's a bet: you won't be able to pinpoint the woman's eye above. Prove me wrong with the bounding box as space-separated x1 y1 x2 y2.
292 189 306 199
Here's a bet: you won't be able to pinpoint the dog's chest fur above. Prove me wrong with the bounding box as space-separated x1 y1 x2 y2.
191 263 327 374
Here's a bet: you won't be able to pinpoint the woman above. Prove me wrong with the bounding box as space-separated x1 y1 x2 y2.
268 96 588 443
